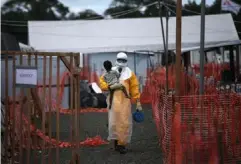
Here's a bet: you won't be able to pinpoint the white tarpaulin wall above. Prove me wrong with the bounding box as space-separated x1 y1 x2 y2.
28 13 240 53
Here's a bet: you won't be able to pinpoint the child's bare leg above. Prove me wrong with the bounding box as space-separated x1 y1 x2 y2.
109 90 114 109
121 87 130 98
109 83 130 98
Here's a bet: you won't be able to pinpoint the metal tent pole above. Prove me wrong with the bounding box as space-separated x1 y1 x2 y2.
199 0 206 95
165 9 170 94
158 0 166 67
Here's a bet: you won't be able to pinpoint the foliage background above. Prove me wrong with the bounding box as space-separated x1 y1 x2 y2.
1 0 241 44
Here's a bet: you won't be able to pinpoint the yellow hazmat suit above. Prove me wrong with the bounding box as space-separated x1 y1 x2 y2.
99 66 140 145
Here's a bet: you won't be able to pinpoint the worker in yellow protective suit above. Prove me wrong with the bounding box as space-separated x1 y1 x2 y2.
99 52 142 154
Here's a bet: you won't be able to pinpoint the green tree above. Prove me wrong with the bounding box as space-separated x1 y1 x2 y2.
104 0 176 18
1 0 70 20
182 0 202 16
104 5 144 18
1 0 70 43
208 0 241 38
68 9 103 20
105 0 240 38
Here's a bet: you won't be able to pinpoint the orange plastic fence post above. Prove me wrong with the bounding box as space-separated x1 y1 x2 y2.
173 102 182 164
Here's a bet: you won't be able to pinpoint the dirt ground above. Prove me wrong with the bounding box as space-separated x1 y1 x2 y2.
21 104 163 164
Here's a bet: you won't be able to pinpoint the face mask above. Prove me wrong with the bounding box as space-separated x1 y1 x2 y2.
117 59 127 63
116 58 127 68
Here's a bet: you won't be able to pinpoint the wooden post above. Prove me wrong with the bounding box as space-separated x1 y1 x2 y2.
19 54 23 164
48 55 53 164
175 0 182 99
56 55 60 164
4 54 9 163
27 54 31 164
199 0 206 95
74 53 80 164
41 55 47 164
33 53 38 164
70 55 74 158
12 55 16 164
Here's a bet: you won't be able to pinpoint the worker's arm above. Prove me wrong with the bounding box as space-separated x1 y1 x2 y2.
129 72 141 101
99 75 109 91
129 72 142 110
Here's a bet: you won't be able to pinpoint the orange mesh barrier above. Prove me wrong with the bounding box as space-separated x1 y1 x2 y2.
9 104 108 149
192 63 230 81
152 92 241 164
150 65 241 164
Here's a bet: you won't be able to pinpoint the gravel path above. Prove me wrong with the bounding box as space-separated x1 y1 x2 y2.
23 104 163 164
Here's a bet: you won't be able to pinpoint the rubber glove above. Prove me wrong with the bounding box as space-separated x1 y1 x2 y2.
136 99 142 111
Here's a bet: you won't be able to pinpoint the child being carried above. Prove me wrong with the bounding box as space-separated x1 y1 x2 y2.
103 60 130 109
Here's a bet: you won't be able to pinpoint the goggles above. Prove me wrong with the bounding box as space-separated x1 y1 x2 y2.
117 58 127 63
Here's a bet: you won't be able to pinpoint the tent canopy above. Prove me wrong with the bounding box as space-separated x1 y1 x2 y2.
28 13 240 53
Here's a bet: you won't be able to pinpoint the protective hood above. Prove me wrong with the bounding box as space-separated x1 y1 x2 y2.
116 52 128 68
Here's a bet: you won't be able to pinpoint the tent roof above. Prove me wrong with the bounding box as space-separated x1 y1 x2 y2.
28 13 240 53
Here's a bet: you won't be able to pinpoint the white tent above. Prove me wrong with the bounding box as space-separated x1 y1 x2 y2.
28 13 240 53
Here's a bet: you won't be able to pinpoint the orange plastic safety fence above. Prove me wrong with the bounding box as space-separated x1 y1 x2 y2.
192 63 230 81
9 103 109 149
144 63 232 102
152 91 241 164
7 68 109 151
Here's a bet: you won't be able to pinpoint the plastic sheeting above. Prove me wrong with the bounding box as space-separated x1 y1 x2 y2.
28 14 240 53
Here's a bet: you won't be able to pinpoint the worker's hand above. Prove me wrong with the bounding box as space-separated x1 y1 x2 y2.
136 100 142 111
109 83 123 90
